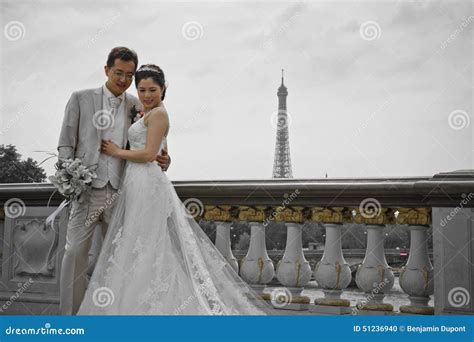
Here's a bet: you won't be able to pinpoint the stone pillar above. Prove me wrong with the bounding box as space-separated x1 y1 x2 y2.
355 224 395 314
239 222 275 296
275 222 312 309
313 223 352 314
433 206 473 314
214 221 238 273
399 225 434 315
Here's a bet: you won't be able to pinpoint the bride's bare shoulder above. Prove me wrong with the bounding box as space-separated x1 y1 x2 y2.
151 103 168 117
144 105 169 126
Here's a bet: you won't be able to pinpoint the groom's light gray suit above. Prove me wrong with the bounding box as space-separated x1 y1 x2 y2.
57 86 140 315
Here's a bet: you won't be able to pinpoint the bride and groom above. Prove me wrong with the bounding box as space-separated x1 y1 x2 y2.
58 47 271 315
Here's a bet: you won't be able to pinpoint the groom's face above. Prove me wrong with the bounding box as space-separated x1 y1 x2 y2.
104 58 136 96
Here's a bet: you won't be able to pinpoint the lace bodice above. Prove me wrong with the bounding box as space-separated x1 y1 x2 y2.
128 116 167 152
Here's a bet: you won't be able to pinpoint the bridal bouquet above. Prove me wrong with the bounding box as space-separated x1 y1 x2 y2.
48 158 97 201
43 157 97 229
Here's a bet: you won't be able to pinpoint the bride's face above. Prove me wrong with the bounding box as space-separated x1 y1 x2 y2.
137 78 163 111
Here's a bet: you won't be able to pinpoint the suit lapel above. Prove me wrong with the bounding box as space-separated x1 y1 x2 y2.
93 87 103 142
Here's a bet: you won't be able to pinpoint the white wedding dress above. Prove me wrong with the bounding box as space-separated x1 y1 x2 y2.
78 116 272 315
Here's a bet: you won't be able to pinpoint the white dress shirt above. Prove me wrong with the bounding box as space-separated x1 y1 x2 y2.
94 84 126 189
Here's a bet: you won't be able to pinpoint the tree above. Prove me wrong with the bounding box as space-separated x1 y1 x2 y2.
0 144 46 183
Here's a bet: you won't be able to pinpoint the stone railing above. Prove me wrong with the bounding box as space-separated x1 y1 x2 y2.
0 170 473 315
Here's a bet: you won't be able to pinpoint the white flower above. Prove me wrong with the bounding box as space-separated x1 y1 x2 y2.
50 157 97 201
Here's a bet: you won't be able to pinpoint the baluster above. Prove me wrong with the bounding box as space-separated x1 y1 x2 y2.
399 225 434 314
239 221 275 298
214 221 239 273
312 223 352 314
275 222 312 310
355 224 395 314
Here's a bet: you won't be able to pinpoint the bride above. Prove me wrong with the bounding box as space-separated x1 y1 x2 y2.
78 64 272 315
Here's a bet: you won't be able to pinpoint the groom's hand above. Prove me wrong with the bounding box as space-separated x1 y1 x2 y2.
156 149 170 171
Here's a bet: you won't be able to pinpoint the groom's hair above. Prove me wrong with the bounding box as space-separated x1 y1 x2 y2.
106 47 138 71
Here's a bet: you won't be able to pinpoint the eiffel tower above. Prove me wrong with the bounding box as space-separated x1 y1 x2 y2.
272 69 293 178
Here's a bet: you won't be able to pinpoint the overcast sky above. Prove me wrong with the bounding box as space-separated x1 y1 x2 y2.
0 0 472 181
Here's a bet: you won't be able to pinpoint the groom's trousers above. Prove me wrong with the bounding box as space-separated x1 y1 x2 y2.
59 183 119 315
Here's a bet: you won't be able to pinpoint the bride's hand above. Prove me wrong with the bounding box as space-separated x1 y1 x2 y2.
101 140 121 157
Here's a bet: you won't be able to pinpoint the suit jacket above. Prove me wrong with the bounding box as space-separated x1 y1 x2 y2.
57 87 141 186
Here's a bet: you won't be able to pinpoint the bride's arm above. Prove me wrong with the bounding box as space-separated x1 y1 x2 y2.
101 109 169 163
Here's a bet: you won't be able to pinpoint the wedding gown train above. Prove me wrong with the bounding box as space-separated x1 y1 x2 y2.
77 116 272 315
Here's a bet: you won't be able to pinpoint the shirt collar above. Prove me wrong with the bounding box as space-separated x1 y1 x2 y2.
103 84 125 101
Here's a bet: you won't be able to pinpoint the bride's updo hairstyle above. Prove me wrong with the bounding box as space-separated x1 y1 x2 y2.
135 64 167 100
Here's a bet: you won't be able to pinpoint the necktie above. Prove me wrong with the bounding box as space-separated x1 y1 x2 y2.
108 97 122 112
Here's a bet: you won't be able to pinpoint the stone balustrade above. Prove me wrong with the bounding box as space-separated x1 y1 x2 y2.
0 170 473 315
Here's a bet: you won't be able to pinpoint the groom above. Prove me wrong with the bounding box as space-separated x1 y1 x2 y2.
57 47 171 315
